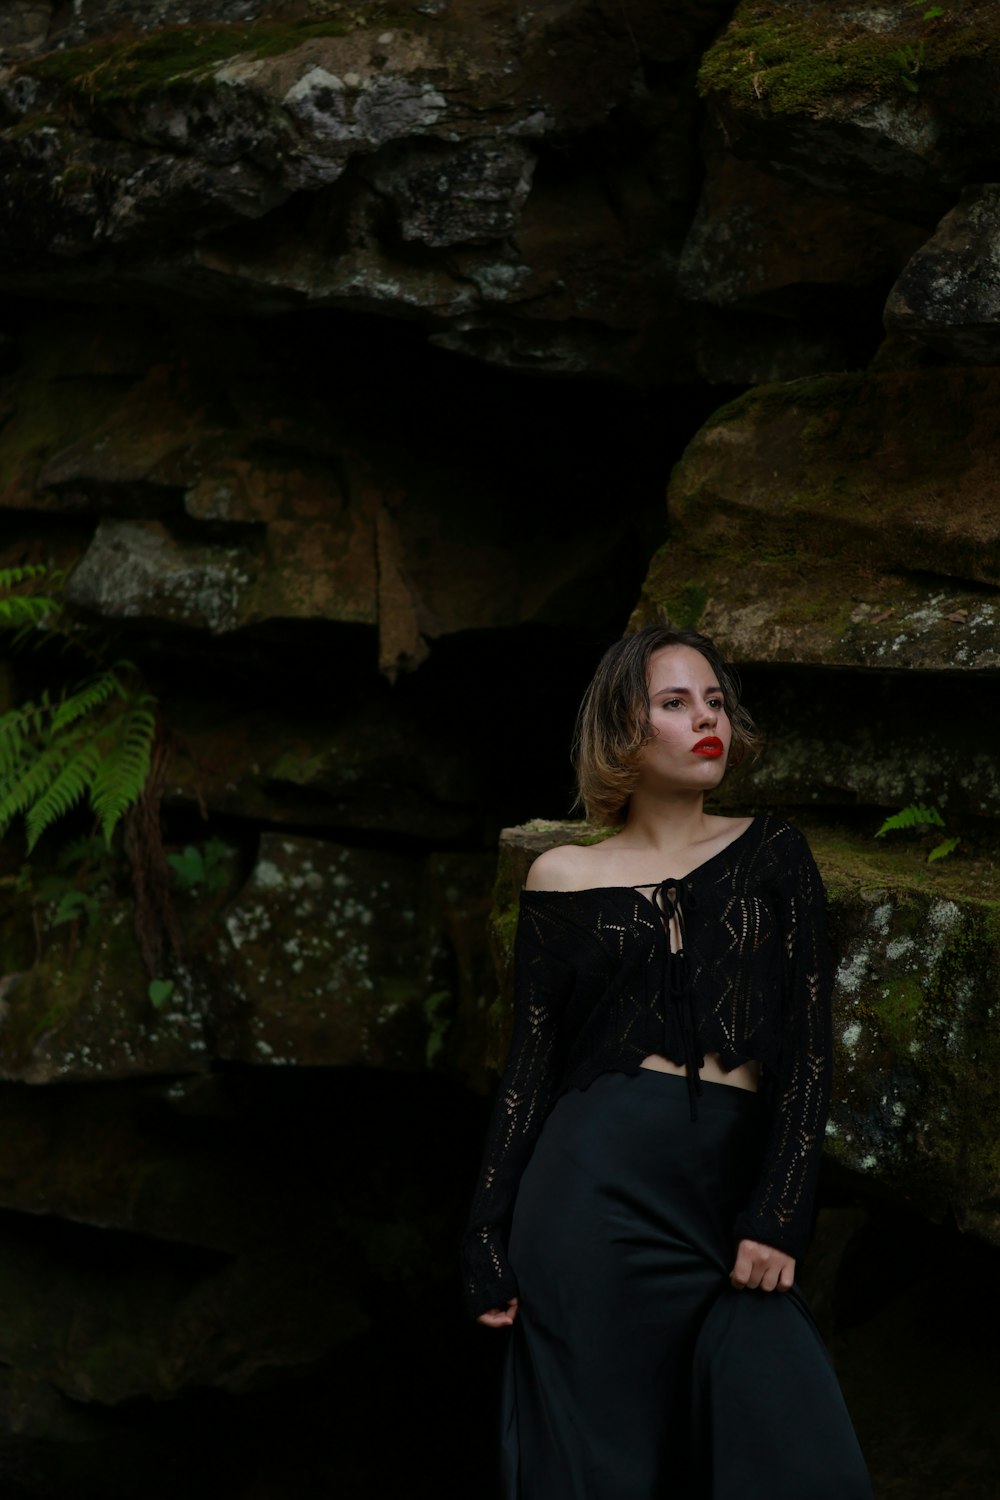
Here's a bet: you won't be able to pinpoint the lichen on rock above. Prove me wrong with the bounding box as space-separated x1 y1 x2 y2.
632 364 1000 671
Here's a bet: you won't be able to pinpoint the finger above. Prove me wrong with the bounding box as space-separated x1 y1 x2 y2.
476 1308 515 1328
759 1265 780 1293
778 1263 795 1291
729 1247 752 1288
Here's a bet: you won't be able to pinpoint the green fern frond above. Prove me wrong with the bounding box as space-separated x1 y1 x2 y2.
0 743 70 838
0 709 35 779
90 701 156 846
0 565 47 589
0 694 68 778
927 836 959 863
49 670 126 733
25 740 103 851
0 565 62 641
0 595 61 629
875 803 944 838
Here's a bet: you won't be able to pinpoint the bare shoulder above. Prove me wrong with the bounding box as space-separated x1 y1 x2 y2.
525 842 610 892
705 813 755 842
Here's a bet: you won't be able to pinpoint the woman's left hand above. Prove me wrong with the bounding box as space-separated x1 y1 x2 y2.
729 1238 795 1293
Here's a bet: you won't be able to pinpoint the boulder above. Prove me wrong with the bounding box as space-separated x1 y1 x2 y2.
0 835 493 1083
885 183 1000 362
710 670 1000 824
165 695 481 843
0 308 661 665
679 151 927 312
206 834 442 1069
697 0 1000 222
0 2 724 379
489 818 1000 1248
0 1075 279 1253
631 366 1000 670
0 1219 366 1407
0 898 215 1085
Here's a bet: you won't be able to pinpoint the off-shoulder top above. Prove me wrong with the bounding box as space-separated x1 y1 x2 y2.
461 812 833 1318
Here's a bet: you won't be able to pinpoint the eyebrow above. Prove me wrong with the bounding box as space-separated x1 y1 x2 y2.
652 684 724 696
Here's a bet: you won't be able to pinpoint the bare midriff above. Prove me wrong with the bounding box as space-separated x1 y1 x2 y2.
640 1051 760 1092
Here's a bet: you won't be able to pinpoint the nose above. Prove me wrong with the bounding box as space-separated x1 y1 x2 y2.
695 700 717 730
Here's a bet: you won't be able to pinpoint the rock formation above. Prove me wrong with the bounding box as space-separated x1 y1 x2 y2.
2 0 1000 1495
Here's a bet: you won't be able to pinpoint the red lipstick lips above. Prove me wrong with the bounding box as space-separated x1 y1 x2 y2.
692 737 724 758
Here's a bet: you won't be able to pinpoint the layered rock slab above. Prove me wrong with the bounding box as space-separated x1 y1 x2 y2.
0 835 494 1083
0 306 656 672
697 0 1000 221
0 2 726 380
631 365 1000 671
490 819 1000 1249
885 183 1000 362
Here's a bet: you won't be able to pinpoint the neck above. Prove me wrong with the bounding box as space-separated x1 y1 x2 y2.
619 789 711 852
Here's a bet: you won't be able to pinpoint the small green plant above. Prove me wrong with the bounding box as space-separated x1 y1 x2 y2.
167 838 229 895
893 39 925 92
0 567 156 850
0 669 156 850
422 989 451 1067
910 2 944 19
147 978 175 1009
0 565 60 633
875 803 958 862
0 565 178 975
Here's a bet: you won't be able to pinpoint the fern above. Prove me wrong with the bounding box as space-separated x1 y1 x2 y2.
89 699 156 846
1 565 174 973
49 670 125 733
875 802 959 863
875 803 944 837
0 566 47 587
0 565 62 640
0 694 53 777
0 595 59 628
24 739 103 851
0 742 75 837
0 673 155 849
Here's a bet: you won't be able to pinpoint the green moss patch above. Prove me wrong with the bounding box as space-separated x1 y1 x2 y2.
660 580 708 630
701 370 869 433
21 15 411 107
1 112 65 141
698 1 1000 117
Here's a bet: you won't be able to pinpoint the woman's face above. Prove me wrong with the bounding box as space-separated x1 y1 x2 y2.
636 644 733 791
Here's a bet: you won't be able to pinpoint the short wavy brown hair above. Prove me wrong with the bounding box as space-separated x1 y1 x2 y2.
572 625 760 826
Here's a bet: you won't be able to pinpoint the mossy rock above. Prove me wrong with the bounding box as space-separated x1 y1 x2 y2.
165 695 480 843
18 18 392 106
0 899 213 1084
632 365 1000 671
205 834 456 1071
487 817 1000 1248
697 1 1000 216
709 670 1000 824
0 1215 366 1409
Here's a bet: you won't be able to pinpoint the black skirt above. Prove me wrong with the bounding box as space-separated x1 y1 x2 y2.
502 1068 873 1500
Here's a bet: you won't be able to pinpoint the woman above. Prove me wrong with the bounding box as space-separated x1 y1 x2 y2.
461 624 873 1500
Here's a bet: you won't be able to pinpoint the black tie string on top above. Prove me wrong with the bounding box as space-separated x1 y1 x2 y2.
637 879 704 1121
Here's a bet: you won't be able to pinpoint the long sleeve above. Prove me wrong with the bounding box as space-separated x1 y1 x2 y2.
460 897 574 1318
733 834 833 1259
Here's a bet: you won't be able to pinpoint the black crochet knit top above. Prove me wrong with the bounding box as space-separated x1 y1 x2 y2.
461 813 833 1318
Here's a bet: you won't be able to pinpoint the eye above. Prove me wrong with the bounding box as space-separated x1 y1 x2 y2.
708 697 726 709
661 697 683 709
